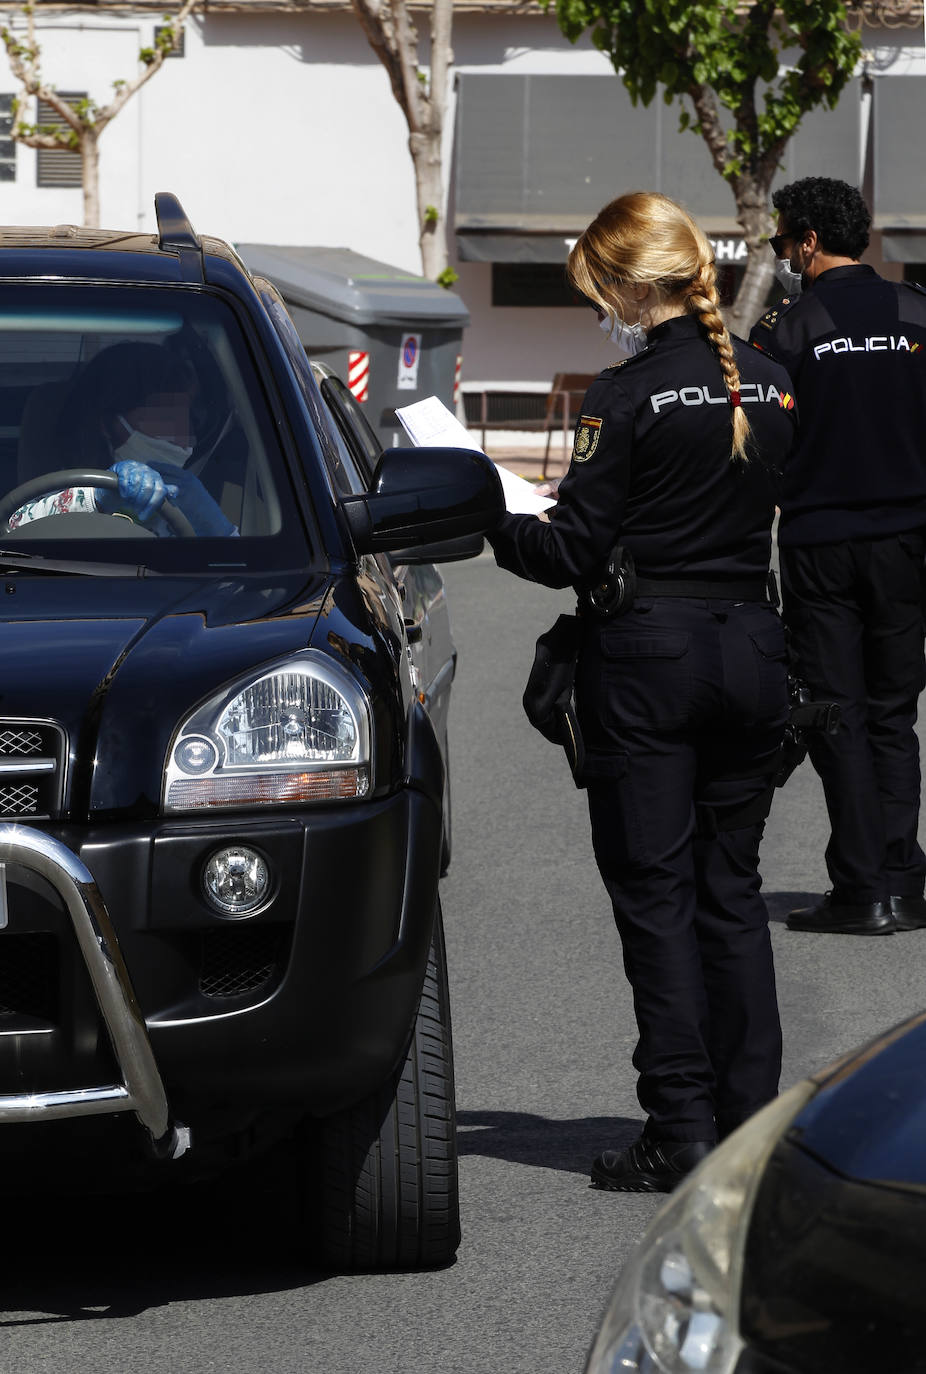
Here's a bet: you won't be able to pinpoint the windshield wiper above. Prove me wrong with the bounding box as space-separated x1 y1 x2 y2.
0 549 159 578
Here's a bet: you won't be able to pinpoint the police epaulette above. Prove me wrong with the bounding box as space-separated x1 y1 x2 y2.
755 295 800 332
905 279 926 296
601 348 649 374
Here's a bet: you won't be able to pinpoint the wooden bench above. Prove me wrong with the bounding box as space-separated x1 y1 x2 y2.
462 372 596 478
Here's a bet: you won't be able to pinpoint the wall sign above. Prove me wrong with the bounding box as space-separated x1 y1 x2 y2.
709 237 748 262
397 333 422 390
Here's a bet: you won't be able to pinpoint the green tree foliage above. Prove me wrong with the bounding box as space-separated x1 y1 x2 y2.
543 0 862 329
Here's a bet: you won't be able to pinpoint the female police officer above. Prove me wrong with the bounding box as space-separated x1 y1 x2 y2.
488 192 798 1192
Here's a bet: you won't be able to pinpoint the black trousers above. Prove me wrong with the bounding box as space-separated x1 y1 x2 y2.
576 598 788 1143
780 532 926 903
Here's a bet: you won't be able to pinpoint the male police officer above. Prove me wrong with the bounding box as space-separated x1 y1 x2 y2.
750 177 926 935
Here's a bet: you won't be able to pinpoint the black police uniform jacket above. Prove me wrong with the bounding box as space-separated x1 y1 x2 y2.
748 264 926 546
489 313 797 592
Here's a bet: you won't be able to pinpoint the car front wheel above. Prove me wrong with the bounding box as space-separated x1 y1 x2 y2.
309 902 460 1270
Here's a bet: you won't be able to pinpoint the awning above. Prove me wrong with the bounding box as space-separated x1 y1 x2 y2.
457 232 581 264
881 232 926 263
454 73 861 264
873 75 926 259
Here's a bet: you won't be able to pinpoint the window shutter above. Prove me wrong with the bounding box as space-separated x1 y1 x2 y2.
36 94 84 188
0 95 14 182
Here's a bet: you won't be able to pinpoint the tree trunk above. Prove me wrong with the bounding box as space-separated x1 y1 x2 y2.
410 129 447 278
684 86 784 338
81 128 100 228
727 172 777 337
729 251 776 337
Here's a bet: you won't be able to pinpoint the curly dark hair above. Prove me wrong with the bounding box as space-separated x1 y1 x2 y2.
771 177 871 259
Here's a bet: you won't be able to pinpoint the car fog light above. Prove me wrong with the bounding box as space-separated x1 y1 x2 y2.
202 845 271 916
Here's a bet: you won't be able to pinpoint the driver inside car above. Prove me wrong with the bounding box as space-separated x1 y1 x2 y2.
9 340 237 536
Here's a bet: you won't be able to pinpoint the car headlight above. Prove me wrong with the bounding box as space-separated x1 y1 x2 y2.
163 650 372 812
585 1080 817 1374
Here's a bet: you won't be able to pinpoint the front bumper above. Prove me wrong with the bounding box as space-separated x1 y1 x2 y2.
0 825 188 1159
0 764 442 1166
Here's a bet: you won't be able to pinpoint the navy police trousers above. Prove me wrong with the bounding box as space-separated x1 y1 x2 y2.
576 597 789 1143
781 531 926 905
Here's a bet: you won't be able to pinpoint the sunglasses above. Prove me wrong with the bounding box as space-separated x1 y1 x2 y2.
768 231 803 256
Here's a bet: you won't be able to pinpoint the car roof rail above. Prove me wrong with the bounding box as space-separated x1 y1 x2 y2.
154 191 204 280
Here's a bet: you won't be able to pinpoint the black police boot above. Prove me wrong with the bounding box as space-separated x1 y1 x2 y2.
591 1136 714 1193
786 892 895 935
890 895 926 931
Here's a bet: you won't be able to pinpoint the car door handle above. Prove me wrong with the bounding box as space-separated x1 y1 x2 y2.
404 618 423 644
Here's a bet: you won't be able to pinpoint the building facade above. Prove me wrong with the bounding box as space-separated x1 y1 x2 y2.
1 0 924 396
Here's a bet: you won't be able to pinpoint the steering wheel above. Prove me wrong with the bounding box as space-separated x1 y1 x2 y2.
0 469 195 538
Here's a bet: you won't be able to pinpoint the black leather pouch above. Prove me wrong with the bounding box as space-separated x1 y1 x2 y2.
522 612 585 779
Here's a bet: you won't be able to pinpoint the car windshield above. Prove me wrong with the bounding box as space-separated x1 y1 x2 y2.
0 284 312 571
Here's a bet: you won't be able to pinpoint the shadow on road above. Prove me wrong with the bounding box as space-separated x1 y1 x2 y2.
0 1165 327 1324
764 890 821 924
456 1109 640 1175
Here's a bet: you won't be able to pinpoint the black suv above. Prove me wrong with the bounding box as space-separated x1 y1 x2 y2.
0 193 502 1269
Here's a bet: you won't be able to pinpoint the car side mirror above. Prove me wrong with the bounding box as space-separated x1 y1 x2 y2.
341 447 505 556
389 532 486 566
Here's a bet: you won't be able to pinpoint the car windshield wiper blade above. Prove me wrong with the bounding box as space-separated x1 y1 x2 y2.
0 549 159 578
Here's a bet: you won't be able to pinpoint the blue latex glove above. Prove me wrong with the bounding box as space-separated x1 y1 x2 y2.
95 460 174 524
146 460 237 537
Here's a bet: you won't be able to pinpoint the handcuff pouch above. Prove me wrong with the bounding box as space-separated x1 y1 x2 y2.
522 612 585 779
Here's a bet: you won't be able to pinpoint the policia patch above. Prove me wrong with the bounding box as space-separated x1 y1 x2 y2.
573 415 603 462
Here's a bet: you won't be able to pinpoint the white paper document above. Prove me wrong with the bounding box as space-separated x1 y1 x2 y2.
493 464 556 516
395 395 555 516
395 394 480 452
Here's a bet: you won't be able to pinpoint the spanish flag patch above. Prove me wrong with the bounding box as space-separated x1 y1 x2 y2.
573 415 603 462
778 391 795 411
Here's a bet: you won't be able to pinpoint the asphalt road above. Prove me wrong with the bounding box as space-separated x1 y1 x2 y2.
4 550 926 1373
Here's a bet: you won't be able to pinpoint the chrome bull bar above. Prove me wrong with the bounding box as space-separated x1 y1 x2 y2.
0 824 190 1159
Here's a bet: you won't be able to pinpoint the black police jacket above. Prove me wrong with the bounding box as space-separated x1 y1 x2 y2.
489 313 797 591
748 264 926 546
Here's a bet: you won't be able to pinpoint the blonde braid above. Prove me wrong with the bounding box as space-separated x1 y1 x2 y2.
568 193 753 463
686 261 751 463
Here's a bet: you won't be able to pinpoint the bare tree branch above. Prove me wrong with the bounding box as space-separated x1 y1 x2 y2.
350 0 408 115
686 83 731 180
349 0 455 281
1 5 83 135
428 0 452 137
0 0 201 225
99 0 199 128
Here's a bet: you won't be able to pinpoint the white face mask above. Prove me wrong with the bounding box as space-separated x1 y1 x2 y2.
599 313 648 358
114 418 194 468
774 257 803 297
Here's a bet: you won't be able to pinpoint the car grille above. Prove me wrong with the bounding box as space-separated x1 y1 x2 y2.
0 721 66 819
199 927 284 1000
0 932 58 1022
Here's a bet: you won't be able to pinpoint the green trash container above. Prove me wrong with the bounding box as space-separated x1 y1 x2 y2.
236 244 470 449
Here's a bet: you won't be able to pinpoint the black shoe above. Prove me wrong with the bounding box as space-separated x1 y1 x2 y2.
590 1136 714 1193
786 894 895 935
890 895 926 931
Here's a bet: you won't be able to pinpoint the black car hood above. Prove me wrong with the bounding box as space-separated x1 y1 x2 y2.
788 1011 926 1192
0 570 332 818
739 1014 926 1371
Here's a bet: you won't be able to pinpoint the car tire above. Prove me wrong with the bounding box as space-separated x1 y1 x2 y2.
310 902 460 1271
